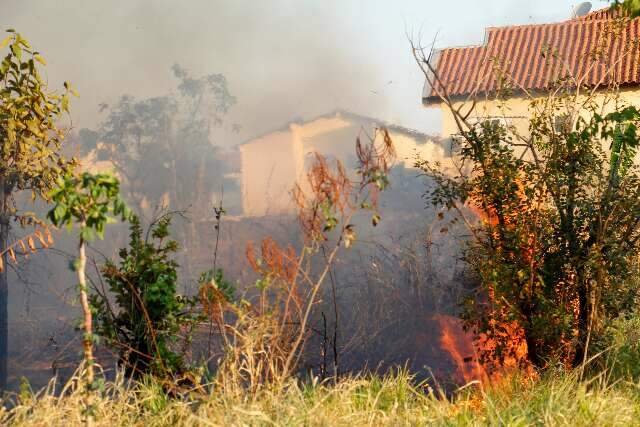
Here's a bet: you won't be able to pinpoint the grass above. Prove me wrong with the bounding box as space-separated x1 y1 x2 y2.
2 367 640 426
3 317 640 426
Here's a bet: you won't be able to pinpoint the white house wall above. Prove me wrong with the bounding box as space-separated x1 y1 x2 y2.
240 114 445 217
240 129 300 217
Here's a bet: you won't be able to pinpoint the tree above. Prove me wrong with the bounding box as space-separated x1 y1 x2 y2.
79 65 238 283
79 65 237 218
437 110 640 367
47 172 128 422
413 5 640 372
0 30 77 390
414 64 640 371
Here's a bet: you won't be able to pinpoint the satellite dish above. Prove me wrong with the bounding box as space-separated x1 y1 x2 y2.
572 2 592 19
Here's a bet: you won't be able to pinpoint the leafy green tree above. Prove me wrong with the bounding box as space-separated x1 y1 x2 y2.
79 64 237 218
0 30 77 390
79 65 239 283
47 173 129 395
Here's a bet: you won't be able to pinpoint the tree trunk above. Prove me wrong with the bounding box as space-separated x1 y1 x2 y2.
77 235 94 384
523 325 543 368
574 279 590 368
0 219 8 392
77 232 94 427
0 181 9 392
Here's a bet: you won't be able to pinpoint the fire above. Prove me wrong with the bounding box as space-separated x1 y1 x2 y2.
435 314 529 385
433 314 487 384
433 180 535 385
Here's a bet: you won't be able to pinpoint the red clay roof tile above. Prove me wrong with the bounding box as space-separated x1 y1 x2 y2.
423 7 640 104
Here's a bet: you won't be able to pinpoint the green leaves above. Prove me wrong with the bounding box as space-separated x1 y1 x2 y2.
47 172 130 243
199 268 235 303
0 30 78 229
63 81 79 97
92 214 198 378
612 0 640 17
0 36 11 50
33 53 45 65
69 258 81 272
344 224 356 248
10 42 21 61
422 94 640 368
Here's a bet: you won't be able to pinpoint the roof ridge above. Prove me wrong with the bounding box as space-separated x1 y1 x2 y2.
484 17 626 32
575 5 625 21
437 10 627 53
241 110 435 145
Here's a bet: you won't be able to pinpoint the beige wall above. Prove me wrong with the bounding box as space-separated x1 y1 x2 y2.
80 151 117 175
240 129 303 217
240 114 446 217
240 117 356 217
438 88 640 139
295 116 355 167
390 131 446 169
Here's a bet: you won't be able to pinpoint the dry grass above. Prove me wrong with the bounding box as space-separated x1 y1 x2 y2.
3 367 640 426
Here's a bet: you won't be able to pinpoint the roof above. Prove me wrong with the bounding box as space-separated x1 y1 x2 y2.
423 7 640 104
240 109 436 145
577 7 625 21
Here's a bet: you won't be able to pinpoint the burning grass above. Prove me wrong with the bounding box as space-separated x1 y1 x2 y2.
3 366 640 426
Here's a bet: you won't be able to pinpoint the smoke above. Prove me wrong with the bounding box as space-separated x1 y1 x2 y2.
3 0 396 144
0 0 613 390
2 0 600 141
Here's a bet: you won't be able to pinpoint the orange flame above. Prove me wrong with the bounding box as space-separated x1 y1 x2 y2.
435 314 530 385
437 178 535 383
433 314 488 384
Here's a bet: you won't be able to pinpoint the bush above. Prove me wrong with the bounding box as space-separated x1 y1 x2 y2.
418 94 640 369
91 215 201 379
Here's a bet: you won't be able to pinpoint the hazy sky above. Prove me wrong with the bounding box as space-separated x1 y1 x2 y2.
4 0 610 142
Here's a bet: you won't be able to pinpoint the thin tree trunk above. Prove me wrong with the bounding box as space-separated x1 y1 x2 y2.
0 180 9 392
0 218 7 392
77 231 94 427
78 235 94 383
574 279 590 367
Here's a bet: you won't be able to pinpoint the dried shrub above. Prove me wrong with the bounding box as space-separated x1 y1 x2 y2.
214 127 396 392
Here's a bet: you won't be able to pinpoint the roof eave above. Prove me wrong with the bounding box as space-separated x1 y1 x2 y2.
422 96 442 107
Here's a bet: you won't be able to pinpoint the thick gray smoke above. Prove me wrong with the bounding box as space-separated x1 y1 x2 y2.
1 0 593 143
4 0 398 144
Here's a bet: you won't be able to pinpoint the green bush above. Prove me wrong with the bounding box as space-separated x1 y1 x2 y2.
419 93 640 369
91 215 201 379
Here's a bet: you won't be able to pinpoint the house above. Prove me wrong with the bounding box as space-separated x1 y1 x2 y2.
239 110 443 217
422 6 640 137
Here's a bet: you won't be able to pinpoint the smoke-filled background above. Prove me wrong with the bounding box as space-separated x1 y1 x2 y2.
3 0 608 139
1 0 610 390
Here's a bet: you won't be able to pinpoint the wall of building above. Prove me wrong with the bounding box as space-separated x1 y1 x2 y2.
240 129 302 217
390 131 447 169
240 113 447 217
439 88 640 139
